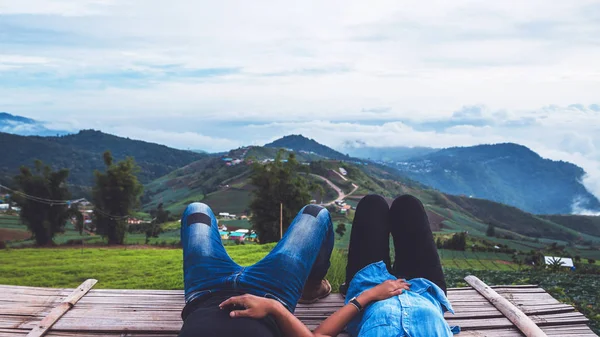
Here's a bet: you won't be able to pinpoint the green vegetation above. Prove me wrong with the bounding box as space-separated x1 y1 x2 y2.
93 152 144 244
265 134 348 160
12 160 80 246
394 143 600 214
0 130 204 190
249 151 312 243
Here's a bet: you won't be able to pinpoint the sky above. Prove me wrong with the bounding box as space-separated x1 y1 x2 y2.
1 0 600 207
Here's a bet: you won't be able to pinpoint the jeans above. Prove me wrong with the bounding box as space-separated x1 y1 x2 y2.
181 202 334 312
346 194 447 294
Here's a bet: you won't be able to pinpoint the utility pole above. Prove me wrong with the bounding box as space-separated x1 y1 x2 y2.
280 202 283 240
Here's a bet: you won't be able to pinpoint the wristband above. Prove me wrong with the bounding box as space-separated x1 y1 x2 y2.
349 297 363 312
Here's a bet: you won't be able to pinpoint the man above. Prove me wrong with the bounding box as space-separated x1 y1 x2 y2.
178 202 333 337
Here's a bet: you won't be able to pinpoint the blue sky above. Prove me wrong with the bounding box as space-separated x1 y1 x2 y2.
1 0 600 206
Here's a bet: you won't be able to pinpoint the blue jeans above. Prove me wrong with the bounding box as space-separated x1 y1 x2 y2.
181 202 334 312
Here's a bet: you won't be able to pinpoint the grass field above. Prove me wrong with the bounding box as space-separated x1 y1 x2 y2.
0 245 517 290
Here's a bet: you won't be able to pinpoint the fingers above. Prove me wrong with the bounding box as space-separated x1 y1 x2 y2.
230 309 251 318
219 296 245 309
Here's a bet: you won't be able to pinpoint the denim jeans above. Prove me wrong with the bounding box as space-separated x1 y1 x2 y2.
181 202 334 312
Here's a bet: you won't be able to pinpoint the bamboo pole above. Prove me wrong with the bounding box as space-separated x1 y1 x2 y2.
465 275 547 337
27 279 98 337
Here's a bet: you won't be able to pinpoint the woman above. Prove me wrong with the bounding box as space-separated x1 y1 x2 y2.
218 194 459 337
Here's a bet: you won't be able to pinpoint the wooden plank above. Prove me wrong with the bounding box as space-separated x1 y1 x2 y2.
25 279 98 337
466 275 547 337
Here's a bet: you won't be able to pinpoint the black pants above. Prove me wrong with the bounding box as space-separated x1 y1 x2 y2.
345 194 447 294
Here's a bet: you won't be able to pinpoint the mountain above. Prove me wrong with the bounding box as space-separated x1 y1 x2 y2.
0 130 205 191
340 142 438 162
265 135 349 160
391 143 600 214
0 112 66 136
143 144 600 250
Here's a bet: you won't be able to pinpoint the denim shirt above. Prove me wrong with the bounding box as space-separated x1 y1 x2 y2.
345 262 460 337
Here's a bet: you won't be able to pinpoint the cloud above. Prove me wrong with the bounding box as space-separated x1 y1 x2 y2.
1 0 600 205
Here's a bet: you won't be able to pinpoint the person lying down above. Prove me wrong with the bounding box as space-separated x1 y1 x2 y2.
178 194 459 337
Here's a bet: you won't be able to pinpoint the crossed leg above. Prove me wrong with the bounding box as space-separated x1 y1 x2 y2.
181 203 334 311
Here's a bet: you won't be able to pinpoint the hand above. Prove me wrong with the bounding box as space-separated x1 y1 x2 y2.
219 294 281 319
361 279 410 303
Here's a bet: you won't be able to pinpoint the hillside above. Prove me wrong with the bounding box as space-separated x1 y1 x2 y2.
540 215 600 238
390 143 600 214
0 130 205 190
265 135 349 160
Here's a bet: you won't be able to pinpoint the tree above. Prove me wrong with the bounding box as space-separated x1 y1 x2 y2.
486 224 496 237
13 160 72 246
442 232 467 251
93 151 143 245
145 203 168 244
335 223 347 239
249 151 311 243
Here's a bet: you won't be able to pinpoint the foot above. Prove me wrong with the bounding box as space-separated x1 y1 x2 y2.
339 282 348 297
298 279 332 304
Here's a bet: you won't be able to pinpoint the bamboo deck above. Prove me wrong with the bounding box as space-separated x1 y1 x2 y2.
0 282 596 337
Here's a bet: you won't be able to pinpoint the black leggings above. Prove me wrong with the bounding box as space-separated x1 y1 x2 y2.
345 194 447 294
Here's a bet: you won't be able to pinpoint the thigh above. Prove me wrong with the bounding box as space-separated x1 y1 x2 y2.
389 195 446 293
346 194 391 284
181 203 241 302
240 204 332 311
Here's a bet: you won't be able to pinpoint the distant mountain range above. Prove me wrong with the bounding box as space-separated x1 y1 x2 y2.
376 143 600 214
0 112 66 137
1 112 598 215
0 130 205 192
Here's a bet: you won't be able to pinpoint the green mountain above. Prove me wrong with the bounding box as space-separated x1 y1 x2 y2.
0 130 205 191
391 143 600 214
265 134 349 160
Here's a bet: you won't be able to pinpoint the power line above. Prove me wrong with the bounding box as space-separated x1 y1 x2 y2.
0 184 132 221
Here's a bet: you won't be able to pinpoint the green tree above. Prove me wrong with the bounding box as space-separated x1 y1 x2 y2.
93 151 143 245
249 151 311 243
145 203 168 244
486 224 496 237
335 223 347 239
13 160 72 246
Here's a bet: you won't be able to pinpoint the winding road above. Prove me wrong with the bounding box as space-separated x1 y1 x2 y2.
310 173 359 206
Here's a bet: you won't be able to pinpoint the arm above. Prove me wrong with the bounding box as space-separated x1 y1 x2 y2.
314 279 410 337
220 294 315 337
220 279 409 337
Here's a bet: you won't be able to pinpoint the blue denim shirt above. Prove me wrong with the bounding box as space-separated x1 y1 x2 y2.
345 262 460 337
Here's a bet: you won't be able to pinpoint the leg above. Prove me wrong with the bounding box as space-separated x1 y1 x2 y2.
345 194 391 287
389 195 447 294
240 204 333 311
181 202 241 303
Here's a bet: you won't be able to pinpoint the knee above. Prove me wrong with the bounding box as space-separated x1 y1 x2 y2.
182 203 215 224
301 204 328 218
390 194 424 210
184 202 211 214
360 194 388 204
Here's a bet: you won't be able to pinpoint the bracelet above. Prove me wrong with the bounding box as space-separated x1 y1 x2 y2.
349 297 363 312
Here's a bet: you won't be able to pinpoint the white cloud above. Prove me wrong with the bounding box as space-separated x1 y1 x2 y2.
1 0 600 203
